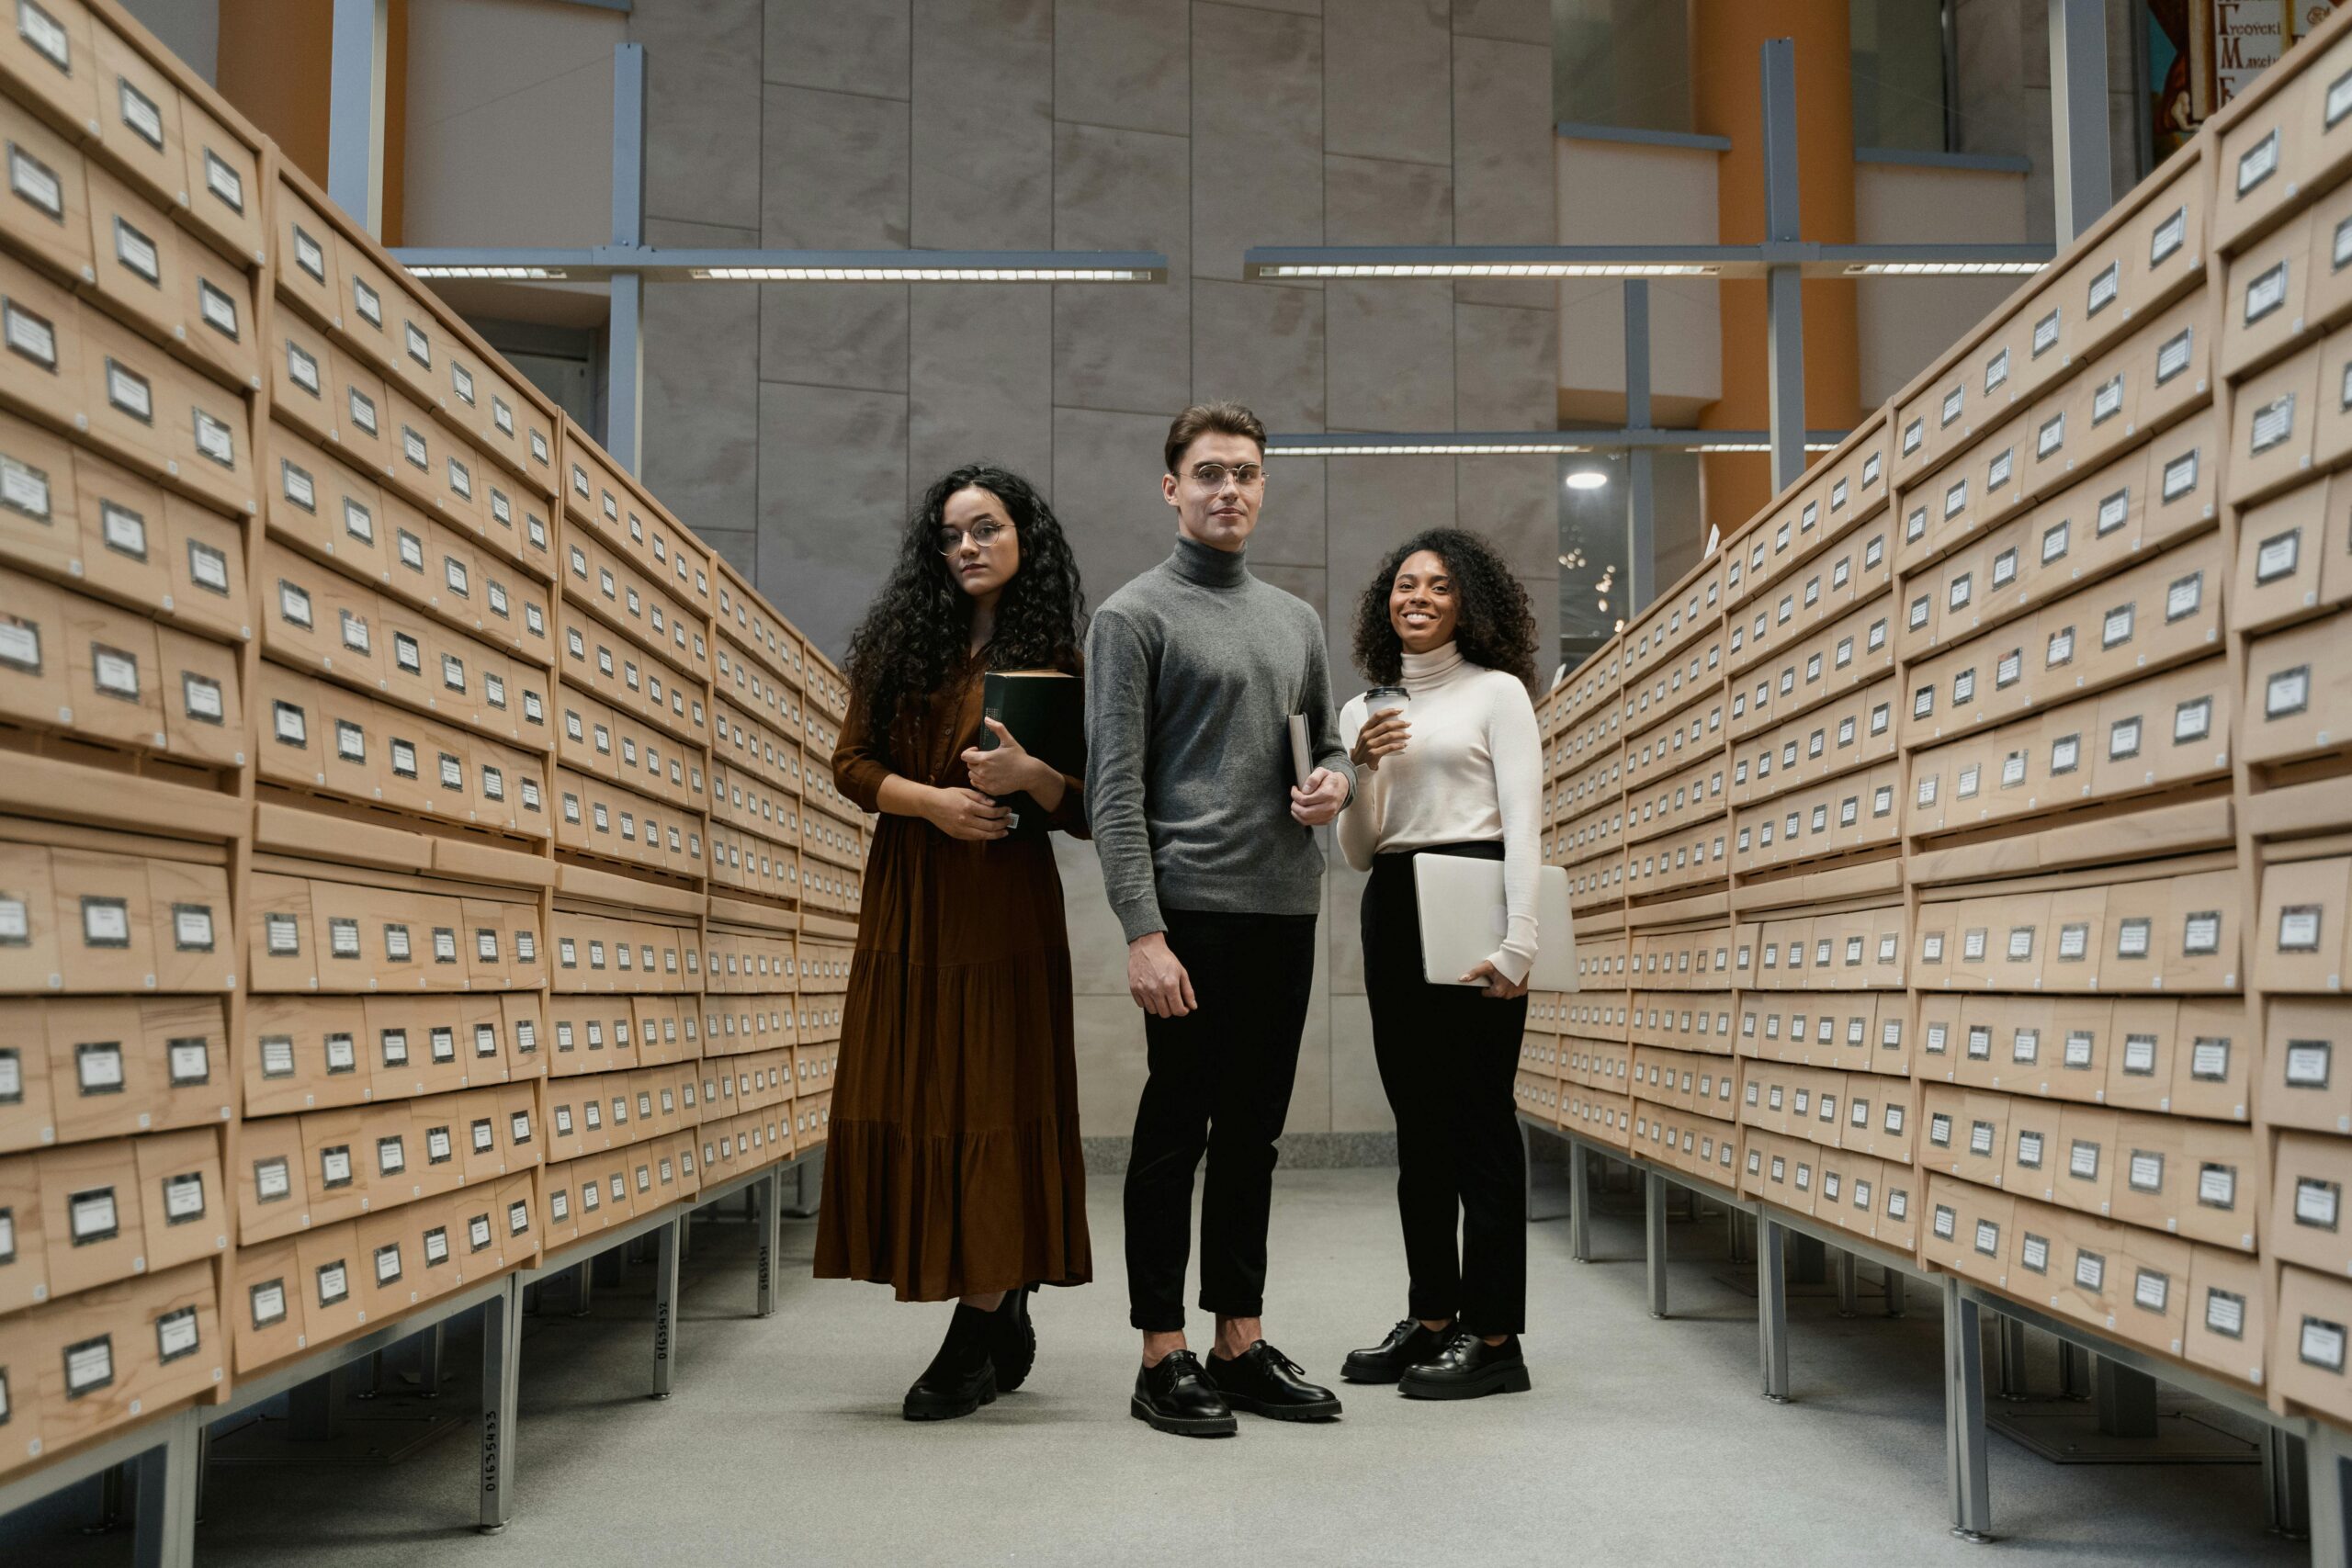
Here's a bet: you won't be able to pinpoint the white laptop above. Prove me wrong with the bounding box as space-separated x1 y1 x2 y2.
1411 854 1578 991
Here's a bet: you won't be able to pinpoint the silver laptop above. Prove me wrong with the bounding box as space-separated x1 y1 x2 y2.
1411 853 1578 990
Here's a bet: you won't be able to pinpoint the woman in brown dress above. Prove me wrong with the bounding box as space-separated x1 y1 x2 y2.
816 462 1093 1421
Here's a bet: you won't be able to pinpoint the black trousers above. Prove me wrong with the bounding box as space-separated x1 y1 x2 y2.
1363 842 1530 1335
1125 908 1318 1333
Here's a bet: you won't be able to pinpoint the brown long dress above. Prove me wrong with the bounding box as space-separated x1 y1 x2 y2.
812 651 1093 1301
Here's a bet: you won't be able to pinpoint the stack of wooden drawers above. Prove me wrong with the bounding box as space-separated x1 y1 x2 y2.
0 0 266 1475
1528 4 2352 1433
0 0 866 1490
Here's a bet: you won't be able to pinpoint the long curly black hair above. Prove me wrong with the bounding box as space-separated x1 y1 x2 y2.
1351 526 1539 690
845 464 1085 758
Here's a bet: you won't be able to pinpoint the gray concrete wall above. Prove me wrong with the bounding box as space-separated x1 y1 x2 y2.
624 0 1562 1138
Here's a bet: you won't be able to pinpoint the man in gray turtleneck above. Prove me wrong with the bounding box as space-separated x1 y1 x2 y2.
1084 400 1355 1438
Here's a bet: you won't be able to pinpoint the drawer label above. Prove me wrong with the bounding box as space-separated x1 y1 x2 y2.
2173 697 2212 741
64 1335 115 1398
2150 207 2186 265
2132 1269 2168 1313
2206 1288 2245 1338
2197 1163 2235 1210
70 1185 119 1242
198 279 240 340
106 359 153 422
7 144 59 217
2237 128 2280 195
2070 1139 2100 1178
2075 1248 2105 1290
2266 666 2311 718
2092 375 2123 423
2245 260 2288 322
4 299 55 367
2256 528 2302 583
2086 261 2118 315
164 1171 205 1221
2288 1040 2333 1088
2305 1319 2348 1373
2252 392 2298 454
2280 905 2324 952
2161 450 2199 502
2033 310 2061 356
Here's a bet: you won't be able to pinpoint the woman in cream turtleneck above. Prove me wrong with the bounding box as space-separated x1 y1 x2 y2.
1332 527 1544 1402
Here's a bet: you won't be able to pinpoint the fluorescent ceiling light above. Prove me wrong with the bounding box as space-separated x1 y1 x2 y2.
1839 261 2046 276
1270 441 1597 457
688 265 1158 282
1252 262 1718 279
1688 441 1842 454
1565 470 1610 490
405 265 569 280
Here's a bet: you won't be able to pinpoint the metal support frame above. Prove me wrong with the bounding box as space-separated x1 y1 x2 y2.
1644 1171 1669 1317
326 0 388 237
756 1167 784 1317
0 1152 824 1559
1834 1248 1860 1319
651 1219 681 1398
2095 1359 2160 1439
606 44 646 474
1567 1145 1593 1261
1944 1277 1995 1542
2047 0 2113 245
2272 1428 2314 1540
1996 1314 2031 1400
1759 37 1806 495
1623 279 1656 610
1757 1214 1791 1403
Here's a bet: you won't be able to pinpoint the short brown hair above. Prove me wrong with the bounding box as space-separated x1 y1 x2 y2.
1164 401 1267 475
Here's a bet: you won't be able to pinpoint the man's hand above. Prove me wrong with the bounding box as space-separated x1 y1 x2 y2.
1461 959 1529 999
1127 931 1196 1018
961 718 1040 797
1290 765 1348 827
924 786 1011 841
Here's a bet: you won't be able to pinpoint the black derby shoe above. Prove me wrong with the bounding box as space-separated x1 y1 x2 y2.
1203 1341 1343 1421
989 1286 1039 1393
1131 1349 1238 1438
1341 1319 1454 1384
1398 1331 1532 1401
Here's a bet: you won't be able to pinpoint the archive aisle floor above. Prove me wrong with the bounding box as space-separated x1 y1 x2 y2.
0 1168 2295 1566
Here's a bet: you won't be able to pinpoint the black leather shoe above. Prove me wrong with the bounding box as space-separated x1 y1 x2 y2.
1131 1349 1238 1438
989 1285 1038 1393
1202 1341 1343 1421
1398 1331 1532 1401
903 1303 998 1421
1341 1319 1454 1384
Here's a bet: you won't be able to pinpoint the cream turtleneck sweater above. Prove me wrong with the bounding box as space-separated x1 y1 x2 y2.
1337 642 1543 985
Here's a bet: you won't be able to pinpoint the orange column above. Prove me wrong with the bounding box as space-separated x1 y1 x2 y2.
1691 0 1865 536
216 0 408 242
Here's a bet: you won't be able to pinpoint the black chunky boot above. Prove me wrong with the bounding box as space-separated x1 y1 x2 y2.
902 1303 998 1421
988 1285 1039 1393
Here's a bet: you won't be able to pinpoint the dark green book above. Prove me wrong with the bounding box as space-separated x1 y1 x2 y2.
979 670 1085 840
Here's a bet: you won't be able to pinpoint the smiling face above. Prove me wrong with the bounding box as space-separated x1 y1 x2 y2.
1162 429 1265 552
939 485 1020 604
1388 547 1458 654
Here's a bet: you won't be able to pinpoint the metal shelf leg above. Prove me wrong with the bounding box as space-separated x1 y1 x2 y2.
478 1280 521 1535
1943 1279 1994 1543
569 1259 594 1317
2269 1427 2312 1541
1728 1208 1749 1264
1644 1172 1668 1318
1996 1314 2032 1402
756 1167 784 1317
2309 1423 2351 1568
1567 1146 1593 1262
1883 1266 1906 1318
1758 1215 1790 1404
652 1218 681 1399
2058 1339 2092 1399
130 1417 198 1568
1835 1248 1860 1319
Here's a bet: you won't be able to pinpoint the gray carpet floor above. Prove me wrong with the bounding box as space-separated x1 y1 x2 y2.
0 1167 2305 1567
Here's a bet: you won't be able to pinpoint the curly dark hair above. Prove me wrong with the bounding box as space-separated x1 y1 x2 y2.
844 464 1085 758
1351 526 1539 690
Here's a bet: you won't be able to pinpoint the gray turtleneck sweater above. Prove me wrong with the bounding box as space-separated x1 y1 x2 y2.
1085 535 1355 943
